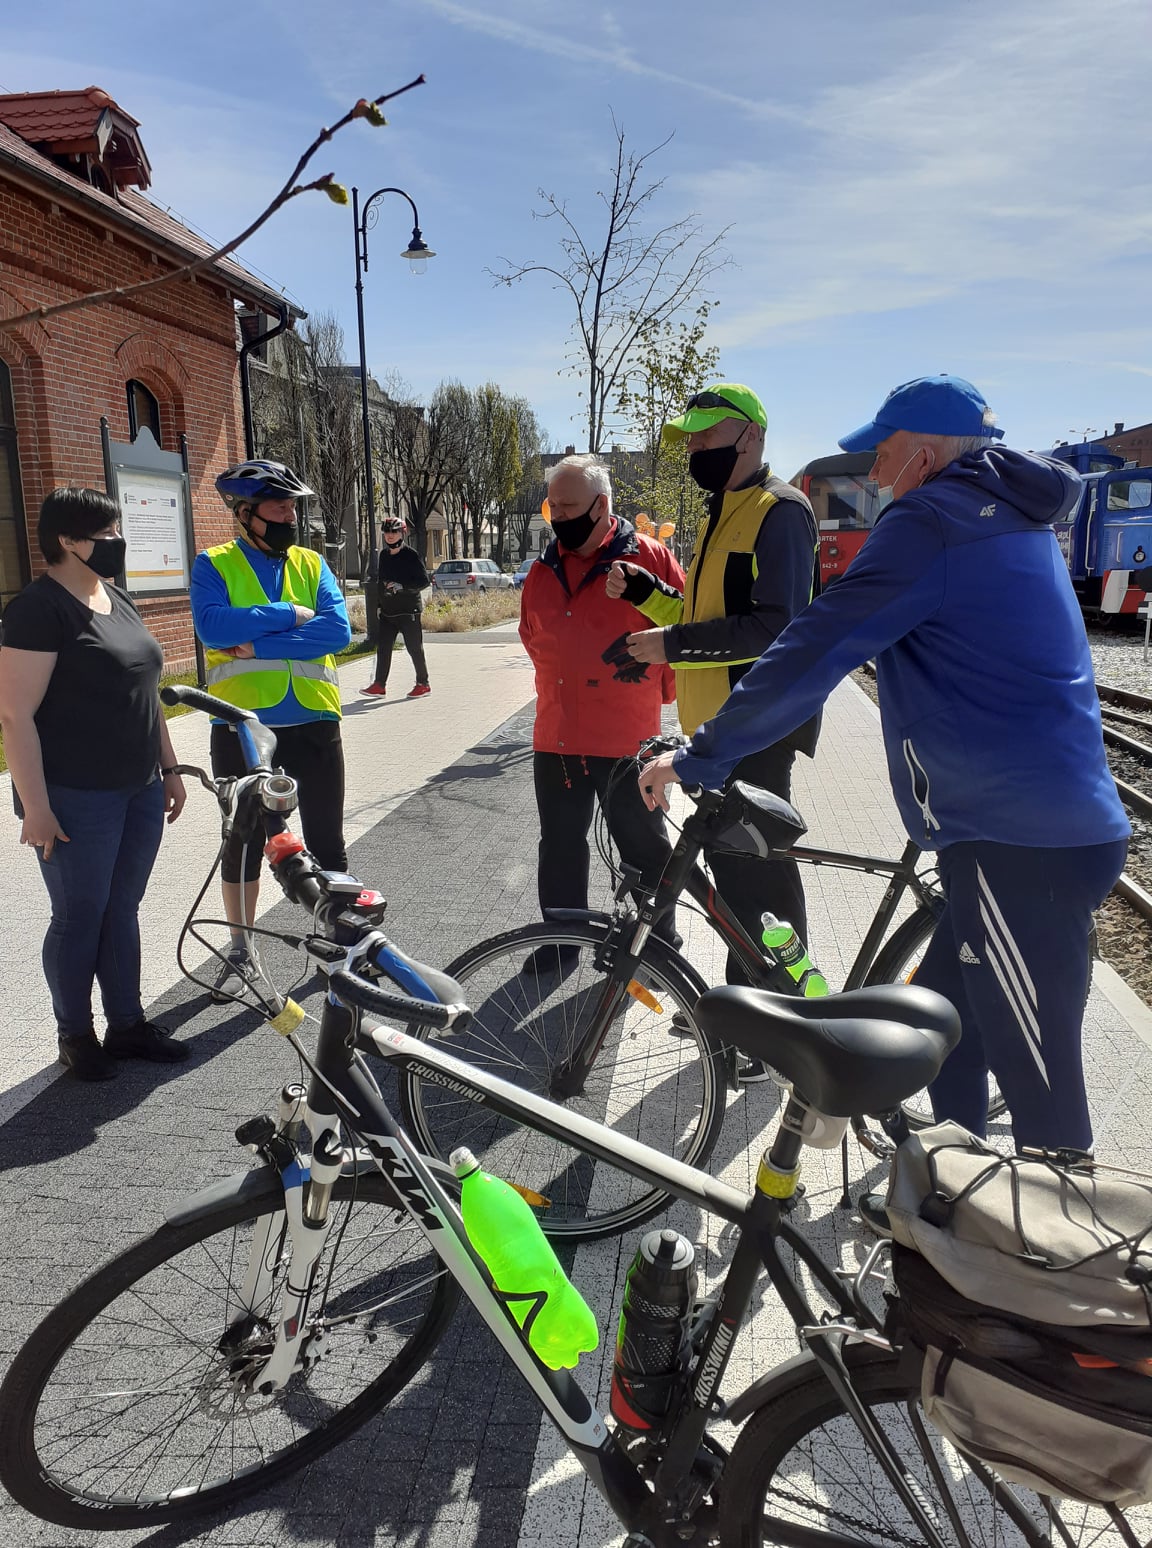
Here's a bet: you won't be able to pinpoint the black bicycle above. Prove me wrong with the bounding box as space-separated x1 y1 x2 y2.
397 739 1000 1241
0 686 1136 1548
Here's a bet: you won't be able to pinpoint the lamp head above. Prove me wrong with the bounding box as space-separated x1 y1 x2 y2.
401 227 435 275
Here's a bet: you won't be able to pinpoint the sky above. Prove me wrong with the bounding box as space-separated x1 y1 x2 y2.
4 0 1151 475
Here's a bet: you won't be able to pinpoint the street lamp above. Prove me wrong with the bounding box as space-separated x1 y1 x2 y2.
351 185 435 634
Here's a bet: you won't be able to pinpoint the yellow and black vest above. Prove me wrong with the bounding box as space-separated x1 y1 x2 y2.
669 477 815 735
203 543 342 717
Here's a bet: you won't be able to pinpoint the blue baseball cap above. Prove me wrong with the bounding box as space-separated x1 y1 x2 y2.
838 375 1004 454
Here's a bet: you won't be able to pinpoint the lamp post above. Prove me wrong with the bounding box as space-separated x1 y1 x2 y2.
352 185 435 638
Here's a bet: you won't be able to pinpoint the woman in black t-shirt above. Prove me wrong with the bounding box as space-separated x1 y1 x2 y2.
0 488 190 1080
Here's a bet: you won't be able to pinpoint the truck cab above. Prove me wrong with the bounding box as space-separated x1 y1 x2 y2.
1049 442 1152 613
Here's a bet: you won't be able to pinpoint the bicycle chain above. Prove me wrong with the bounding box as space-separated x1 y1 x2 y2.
766 1484 933 1548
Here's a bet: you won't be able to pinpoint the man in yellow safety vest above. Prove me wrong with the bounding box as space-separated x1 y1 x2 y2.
190 459 351 1001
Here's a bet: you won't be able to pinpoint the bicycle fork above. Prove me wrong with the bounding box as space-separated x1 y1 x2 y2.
229 1089 347 1394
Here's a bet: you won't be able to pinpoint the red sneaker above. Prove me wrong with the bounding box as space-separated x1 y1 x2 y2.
407 683 432 699
361 682 387 697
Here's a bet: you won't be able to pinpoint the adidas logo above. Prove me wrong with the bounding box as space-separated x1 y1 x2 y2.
979 503 997 519
958 942 980 965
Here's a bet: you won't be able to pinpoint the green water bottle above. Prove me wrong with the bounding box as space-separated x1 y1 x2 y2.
761 912 829 997
452 1147 599 1370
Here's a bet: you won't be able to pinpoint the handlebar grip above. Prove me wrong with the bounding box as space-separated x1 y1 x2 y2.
160 684 253 726
327 969 469 1032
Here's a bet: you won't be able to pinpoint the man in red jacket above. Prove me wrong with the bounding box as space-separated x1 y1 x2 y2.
520 454 685 969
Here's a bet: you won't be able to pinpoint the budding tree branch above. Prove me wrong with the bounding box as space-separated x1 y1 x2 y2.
0 74 426 333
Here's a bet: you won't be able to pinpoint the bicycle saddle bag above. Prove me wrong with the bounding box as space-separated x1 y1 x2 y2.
709 782 807 858
885 1122 1152 1504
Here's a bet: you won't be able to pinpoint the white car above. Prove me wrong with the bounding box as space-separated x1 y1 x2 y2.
431 559 515 593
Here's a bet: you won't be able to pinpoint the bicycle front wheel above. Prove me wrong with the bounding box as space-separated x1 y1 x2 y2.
718 1343 1146 1548
0 1173 459 1528
865 907 1007 1130
399 921 727 1242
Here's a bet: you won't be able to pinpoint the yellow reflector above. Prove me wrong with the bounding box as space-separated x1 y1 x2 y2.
627 979 664 1013
266 998 305 1036
507 1181 551 1208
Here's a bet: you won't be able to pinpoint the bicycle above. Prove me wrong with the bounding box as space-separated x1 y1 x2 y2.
2 687 1136 1548
398 740 998 1242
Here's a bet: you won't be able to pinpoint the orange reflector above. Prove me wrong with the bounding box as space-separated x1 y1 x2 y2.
507 1181 551 1209
627 980 664 1013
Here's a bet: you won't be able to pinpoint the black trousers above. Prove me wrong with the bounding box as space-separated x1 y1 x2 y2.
375 612 428 688
211 719 347 883
705 742 809 986
534 751 673 924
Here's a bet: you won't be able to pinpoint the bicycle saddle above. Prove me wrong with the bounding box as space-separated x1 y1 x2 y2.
695 984 961 1117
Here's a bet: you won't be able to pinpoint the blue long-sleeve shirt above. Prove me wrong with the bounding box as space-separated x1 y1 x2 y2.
674 448 1129 852
190 539 351 725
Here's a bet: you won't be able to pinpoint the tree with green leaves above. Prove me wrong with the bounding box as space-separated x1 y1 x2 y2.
456 384 524 563
493 117 728 455
614 302 721 559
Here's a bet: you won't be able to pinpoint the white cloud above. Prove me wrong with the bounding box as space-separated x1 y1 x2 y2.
677 0 1152 345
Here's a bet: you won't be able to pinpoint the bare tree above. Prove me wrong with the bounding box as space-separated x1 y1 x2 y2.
374 379 470 562
493 116 728 454
250 312 361 559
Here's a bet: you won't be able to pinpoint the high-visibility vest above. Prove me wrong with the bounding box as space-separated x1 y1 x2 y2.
202 542 342 717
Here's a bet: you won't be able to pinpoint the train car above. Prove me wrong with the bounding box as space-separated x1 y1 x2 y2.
1048 442 1152 614
791 452 878 587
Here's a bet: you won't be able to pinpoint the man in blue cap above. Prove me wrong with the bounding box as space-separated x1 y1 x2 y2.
637 375 1129 1155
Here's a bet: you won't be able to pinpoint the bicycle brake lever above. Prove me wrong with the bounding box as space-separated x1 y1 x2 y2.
171 764 217 793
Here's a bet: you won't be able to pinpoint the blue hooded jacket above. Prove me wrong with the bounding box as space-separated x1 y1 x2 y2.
674 447 1129 851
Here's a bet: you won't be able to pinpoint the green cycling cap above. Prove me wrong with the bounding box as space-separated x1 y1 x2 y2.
663 383 767 444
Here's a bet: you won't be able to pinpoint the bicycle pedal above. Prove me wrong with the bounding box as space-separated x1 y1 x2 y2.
855 1126 897 1161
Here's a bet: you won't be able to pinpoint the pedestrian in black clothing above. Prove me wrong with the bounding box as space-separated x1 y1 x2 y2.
363 517 431 699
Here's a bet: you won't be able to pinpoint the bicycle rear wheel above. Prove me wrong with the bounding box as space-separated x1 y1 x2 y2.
0 1173 459 1528
398 921 727 1242
865 907 1007 1130
718 1342 1146 1548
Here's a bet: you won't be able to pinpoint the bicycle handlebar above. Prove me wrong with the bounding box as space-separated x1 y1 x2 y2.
160 684 252 725
327 968 469 1032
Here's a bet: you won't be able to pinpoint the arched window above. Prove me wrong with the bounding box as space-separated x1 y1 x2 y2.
0 361 30 614
126 378 163 444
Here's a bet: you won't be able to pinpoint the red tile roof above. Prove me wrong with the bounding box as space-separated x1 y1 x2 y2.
0 87 138 146
0 118 298 316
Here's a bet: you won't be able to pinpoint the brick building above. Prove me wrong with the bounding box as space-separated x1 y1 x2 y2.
0 86 297 666
1102 420 1152 469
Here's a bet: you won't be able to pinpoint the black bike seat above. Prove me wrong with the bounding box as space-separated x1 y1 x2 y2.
695 984 961 1116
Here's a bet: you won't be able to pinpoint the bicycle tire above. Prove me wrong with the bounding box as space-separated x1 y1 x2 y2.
0 1173 460 1528
718 1341 1143 1548
865 907 1009 1131
399 920 727 1242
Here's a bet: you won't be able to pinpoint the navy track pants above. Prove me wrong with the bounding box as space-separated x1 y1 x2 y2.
914 838 1127 1153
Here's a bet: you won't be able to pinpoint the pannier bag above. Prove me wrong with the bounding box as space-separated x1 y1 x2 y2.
884 1121 1152 1505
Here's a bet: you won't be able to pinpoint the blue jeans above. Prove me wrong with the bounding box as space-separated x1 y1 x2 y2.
36 780 165 1039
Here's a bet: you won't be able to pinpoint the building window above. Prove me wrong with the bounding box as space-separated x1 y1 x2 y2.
0 361 30 615
126 379 163 444
432 529 443 560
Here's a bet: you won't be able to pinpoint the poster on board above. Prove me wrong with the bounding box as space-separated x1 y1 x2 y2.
117 472 189 594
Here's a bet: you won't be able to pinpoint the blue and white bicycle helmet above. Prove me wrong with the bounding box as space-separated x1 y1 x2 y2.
215 459 314 512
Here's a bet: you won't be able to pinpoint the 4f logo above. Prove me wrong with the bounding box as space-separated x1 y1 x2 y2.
367 1138 442 1231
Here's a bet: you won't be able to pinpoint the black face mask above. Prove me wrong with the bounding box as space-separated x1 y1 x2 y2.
552 497 601 553
688 437 744 494
245 516 295 555
82 536 127 578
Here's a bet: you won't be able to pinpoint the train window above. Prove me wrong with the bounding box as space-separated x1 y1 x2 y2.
1107 480 1152 512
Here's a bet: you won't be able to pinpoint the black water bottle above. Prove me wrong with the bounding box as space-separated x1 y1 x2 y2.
610 1228 697 1437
